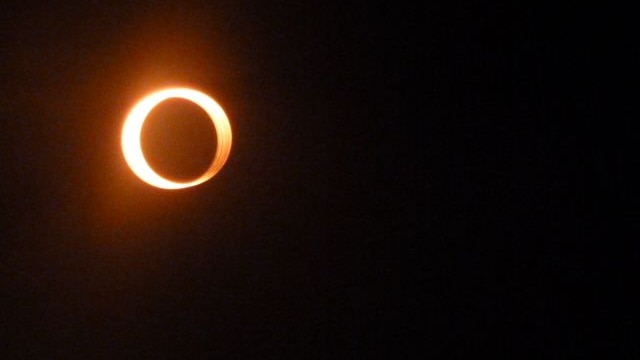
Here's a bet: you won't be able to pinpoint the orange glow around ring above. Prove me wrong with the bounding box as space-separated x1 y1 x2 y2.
121 88 232 190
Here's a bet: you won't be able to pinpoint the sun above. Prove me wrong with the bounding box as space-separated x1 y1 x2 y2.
121 88 232 190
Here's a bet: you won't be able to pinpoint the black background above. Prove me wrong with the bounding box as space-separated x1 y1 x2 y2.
0 1 636 358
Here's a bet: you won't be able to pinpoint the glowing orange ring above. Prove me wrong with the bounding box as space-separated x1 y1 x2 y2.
121 88 232 189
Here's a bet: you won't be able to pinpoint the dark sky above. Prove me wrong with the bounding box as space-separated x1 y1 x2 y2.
0 1 634 358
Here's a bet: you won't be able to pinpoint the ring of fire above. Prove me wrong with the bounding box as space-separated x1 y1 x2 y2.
121 88 232 190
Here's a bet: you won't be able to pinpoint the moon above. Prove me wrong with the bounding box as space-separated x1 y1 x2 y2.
121 88 232 190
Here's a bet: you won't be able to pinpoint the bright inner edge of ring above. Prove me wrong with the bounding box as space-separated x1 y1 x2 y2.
121 88 232 190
